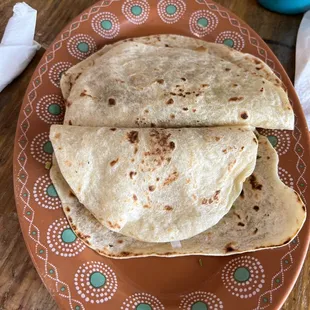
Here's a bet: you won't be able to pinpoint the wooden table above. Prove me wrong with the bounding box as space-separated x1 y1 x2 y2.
0 0 308 309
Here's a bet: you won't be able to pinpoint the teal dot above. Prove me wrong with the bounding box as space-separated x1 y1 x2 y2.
234 267 250 282
267 135 278 147
136 304 152 310
61 228 77 243
263 297 268 303
39 249 44 254
46 184 58 197
32 231 36 235
131 5 142 16
166 4 177 15
60 286 66 291
43 141 53 154
49 269 54 274
90 272 106 288
191 301 208 310
197 17 208 28
26 211 31 215
23 193 27 197
77 42 89 53
75 306 80 310
101 20 112 30
284 259 289 264
223 38 234 48
275 278 280 283
48 104 61 115
20 157 25 161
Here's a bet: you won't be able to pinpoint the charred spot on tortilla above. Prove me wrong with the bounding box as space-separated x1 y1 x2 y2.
240 112 248 119
183 107 189 111
144 109 149 113
164 205 173 211
254 228 258 234
149 185 155 192
110 128 117 131
170 114 175 119
143 204 150 208
253 205 259 211
249 175 263 190
215 137 221 141
201 84 209 87
169 141 175 150
68 120 72 125
195 46 207 52
127 131 139 144
166 98 174 105
107 221 121 230
229 96 244 102
120 251 130 256
65 206 70 212
156 79 164 84
129 171 137 179
260 87 264 92
163 171 179 186
151 123 156 127
225 68 231 71
110 158 119 166
232 83 238 87
133 194 138 201
68 216 73 223
238 222 245 227
192 109 197 113
225 243 236 253
55 133 61 139
170 92 177 96
117 240 123 244
65 100 72 107
181 77 186 81
108 98 116 106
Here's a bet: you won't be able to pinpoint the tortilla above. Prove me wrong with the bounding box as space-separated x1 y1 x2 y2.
50 125 258 242
61 34 293 130
50 135 306 258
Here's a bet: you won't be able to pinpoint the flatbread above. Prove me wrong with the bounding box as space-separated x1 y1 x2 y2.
61 34 293 130
50 135 306 258
50 125 258 242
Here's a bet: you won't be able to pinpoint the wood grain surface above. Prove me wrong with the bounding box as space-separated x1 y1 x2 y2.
0 0 308 309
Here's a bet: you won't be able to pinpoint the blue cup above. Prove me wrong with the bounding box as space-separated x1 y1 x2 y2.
259 0 310 14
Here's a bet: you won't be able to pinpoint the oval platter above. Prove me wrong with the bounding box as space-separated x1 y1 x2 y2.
13 0 310 309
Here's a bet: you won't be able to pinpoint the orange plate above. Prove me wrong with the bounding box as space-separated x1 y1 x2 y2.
13 1 310 309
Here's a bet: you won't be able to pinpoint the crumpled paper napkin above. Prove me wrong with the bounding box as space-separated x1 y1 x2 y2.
0 2 40 92
295 10 310 129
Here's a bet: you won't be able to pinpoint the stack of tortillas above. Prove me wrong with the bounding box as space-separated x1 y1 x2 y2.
49 34 306 258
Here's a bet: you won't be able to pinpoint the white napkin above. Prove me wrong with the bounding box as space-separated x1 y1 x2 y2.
295 10 310 128
0 2 40 92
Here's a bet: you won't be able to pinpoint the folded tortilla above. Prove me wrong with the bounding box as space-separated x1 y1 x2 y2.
50 135 306 258
50 125 258 242
61 34 293 130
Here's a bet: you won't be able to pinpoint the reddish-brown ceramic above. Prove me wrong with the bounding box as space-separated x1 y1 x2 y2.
13 0 310 309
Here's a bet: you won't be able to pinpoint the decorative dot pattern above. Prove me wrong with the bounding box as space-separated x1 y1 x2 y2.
179 291 223 310
74 261 118 304
215 31 245 51
278 167 294 188
258 129 291 155
67 34 97 60
157 0 186 24
33 175 61 210
91 12 120 39
189 10 218 37
122 0 150 24
36 94 65 124
222 256 265 299
48 62 72 88
47 217 85 257
30 132 53 164
121 292 165 310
